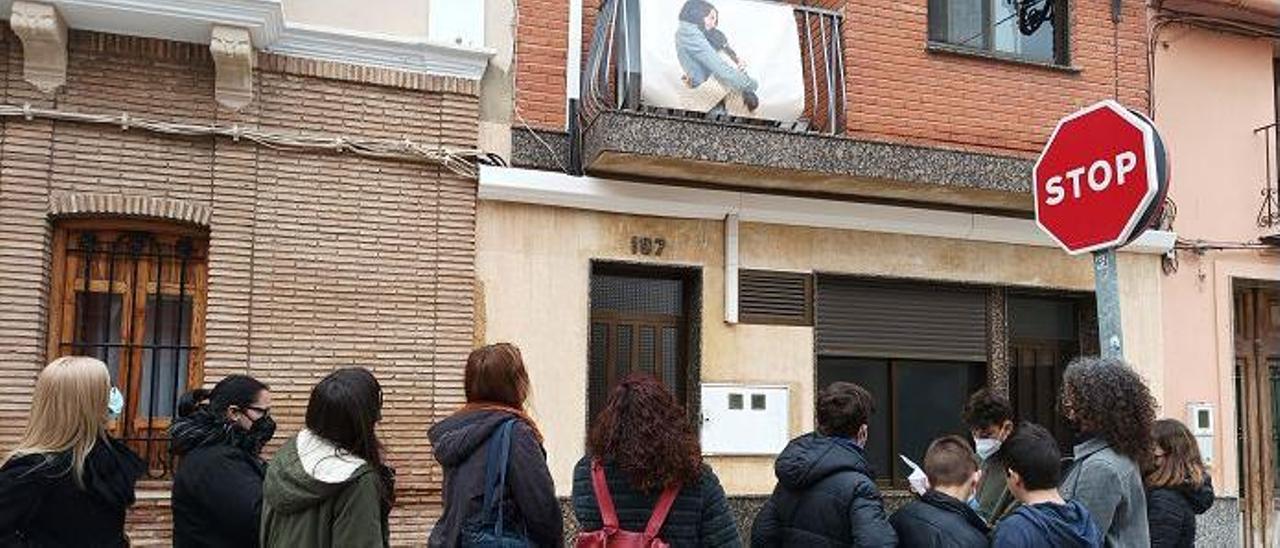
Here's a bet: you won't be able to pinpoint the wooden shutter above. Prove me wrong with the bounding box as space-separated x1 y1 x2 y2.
739 270 812 325
815 275 987 361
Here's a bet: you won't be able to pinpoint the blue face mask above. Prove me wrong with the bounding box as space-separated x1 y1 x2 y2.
107 386 124 419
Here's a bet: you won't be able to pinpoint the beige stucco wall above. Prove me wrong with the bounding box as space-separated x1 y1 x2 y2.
1154 24 1280 497
477 201 1165 496
282 0 430 38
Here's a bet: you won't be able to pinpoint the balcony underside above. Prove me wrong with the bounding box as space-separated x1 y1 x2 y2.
578 110 1035 214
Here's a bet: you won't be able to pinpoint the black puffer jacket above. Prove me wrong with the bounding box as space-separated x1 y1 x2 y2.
1147 475 1214 548
170 409 267 548
572 458 741 547
890 490 990 548
0 437 144 548
427 410 562 548
750 433 897 548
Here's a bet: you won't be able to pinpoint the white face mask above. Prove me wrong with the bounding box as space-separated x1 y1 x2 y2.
974 437 1001 461
107 386 124 419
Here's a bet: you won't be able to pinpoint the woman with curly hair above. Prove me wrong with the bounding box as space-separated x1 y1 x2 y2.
572 374 740 546
1059 356 1156 547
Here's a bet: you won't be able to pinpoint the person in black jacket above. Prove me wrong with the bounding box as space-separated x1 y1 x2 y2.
890 435 989 547
0 356 145 547
751 381 897 547
1145 418 1215 548
429 343 562 547
170 374 274 548
572 374 741 547
992 423 1102 548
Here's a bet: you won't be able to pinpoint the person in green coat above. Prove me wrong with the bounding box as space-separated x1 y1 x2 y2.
964 388 1018 524
261 368 396 548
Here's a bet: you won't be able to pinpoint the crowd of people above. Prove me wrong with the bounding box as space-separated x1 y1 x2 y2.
0 350 1214 547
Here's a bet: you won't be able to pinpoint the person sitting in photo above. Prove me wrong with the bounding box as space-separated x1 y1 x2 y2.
675 0 760 116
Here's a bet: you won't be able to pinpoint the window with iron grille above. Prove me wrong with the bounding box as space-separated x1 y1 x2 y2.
739 269 812 325
47 220 208 478
928 0 1068 65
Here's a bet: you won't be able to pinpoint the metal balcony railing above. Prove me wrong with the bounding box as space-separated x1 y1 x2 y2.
580 0 846 135
1255 123 1280 228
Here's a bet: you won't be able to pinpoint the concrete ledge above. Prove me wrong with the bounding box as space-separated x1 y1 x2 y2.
479 166 1178 256
511 127 570 172
582 110 1033 202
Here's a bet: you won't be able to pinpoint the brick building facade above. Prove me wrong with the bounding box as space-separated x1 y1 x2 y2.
516 0 1149 155
0 24 479 545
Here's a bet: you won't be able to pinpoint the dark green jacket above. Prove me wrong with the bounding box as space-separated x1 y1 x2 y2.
975 455 1018 524
260 431 388 548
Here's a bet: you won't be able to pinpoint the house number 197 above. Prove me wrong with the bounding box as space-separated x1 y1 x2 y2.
630 236 666 256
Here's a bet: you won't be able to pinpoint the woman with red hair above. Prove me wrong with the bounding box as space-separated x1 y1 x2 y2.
572 374 741 546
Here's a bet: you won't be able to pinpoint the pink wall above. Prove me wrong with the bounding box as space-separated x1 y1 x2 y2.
1155 24 1278 495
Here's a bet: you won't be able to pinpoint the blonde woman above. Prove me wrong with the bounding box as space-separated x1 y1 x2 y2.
0 356 145 547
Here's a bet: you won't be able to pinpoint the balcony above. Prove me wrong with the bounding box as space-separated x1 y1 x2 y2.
565 0 1035 213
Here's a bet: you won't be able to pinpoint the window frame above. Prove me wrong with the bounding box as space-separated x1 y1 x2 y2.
812 277 1092 490
926 0 1071 67
46 218 209 475
819 356 986 488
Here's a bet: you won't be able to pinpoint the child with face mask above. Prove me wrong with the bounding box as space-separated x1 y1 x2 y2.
993 422 1102 548
170 374 274 548
889 436 990 547
964 388 1017 523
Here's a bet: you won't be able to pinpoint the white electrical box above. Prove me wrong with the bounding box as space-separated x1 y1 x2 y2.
701 384 790 456
1186 402 1214 465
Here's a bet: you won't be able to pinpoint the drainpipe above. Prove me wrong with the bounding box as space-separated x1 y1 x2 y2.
566 0 583 175
725 213 740 324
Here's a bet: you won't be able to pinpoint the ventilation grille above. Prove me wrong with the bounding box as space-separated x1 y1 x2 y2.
739 270 812 325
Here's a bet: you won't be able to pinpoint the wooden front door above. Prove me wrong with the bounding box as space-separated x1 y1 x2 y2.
1235 283 1280 548
587 264 695 423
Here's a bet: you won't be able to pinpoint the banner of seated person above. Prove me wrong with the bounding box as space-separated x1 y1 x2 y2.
640 0 805 124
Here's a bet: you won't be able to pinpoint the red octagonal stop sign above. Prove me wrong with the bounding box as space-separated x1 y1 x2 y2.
1034 100 1162 255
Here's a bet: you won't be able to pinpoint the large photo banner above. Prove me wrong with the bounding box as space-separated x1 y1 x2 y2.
639 0 805 124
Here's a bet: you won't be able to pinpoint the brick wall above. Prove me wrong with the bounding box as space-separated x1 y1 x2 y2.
516 0 1148 156
0 27 475 545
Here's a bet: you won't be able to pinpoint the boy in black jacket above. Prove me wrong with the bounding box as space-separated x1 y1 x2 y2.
890 435 990 547
751 382 896 547
992 423 1103 548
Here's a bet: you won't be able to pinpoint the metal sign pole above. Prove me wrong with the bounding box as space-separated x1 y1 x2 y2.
1093 248 1124 359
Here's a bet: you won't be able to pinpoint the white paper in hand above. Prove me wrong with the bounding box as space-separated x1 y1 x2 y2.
900 454 929 495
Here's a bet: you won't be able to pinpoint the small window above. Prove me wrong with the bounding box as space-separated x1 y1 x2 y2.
48 221 208 477
928 0 1067 65
729 393 744 410
751 394 767 410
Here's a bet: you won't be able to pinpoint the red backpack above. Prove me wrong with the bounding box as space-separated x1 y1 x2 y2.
575 460 680 548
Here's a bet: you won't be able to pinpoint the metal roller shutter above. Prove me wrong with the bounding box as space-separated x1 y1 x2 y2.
815 275 987 361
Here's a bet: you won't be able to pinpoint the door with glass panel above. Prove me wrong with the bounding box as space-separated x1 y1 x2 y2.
588 263 694 423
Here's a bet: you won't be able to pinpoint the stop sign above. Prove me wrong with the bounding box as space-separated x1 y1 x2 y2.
1033 100 1165 255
